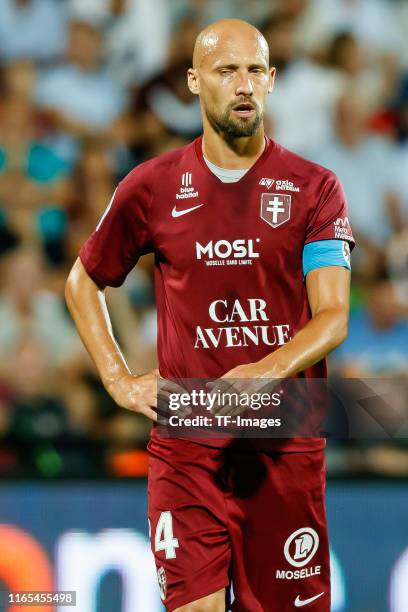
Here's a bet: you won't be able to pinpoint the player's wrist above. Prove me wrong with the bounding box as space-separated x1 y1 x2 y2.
103 368 132 395
257 356 291 379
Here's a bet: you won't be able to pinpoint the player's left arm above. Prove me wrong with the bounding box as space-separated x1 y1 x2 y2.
223 266 351 380
223 169 355 383
258 266 350 377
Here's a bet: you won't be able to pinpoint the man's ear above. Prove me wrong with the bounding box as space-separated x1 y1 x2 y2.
187 68 200 95
268 67 276 94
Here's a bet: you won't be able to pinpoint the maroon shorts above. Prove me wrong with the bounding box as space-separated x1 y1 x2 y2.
147 437 330 611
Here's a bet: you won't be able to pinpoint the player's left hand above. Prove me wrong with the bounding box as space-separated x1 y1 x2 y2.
206 362 281 416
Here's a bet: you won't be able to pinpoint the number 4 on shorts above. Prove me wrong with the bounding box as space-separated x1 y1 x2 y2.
154 511 179 559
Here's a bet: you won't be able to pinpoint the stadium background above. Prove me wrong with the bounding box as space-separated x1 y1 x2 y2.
0 0 407 610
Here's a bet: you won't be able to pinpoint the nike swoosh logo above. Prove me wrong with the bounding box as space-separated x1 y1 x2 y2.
294 592 325 607
171 204 204 218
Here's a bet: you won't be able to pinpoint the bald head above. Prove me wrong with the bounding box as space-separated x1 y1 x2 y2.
193 19 269 69
188 19 274 141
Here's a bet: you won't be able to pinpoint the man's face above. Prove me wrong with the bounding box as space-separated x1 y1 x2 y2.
190 34 274 138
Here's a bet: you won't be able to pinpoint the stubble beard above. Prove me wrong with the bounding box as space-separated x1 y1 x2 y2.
205 101 263 139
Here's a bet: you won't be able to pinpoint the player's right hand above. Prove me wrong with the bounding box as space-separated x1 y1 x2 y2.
107 370 189 422
107 369 160 421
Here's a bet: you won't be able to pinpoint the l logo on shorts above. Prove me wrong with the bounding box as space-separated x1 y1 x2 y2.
284 527 319 568
157 566 167 601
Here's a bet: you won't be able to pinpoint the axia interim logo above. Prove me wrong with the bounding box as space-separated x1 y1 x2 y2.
275 179 300 193
259 177 275 189
196 239 260 267
259 179 300 193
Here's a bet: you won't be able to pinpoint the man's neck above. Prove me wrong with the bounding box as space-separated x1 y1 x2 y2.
201 124 266 170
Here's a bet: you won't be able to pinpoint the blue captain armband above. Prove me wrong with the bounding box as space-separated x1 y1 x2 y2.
302 240 351 278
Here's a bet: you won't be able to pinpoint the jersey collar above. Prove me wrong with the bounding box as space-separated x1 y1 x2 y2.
194 135 273 186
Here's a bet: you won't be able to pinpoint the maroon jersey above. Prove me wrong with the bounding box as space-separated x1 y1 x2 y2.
80 136 354 451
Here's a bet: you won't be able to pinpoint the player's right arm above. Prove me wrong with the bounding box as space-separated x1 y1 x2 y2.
65 166 161 421
65 258 159 421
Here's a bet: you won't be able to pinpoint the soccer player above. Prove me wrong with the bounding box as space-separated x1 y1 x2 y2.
66 19 354 612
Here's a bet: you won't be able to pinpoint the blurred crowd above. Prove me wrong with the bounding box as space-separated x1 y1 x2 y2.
0 0 407 478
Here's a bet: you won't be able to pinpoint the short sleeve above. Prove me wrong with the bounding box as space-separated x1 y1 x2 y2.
79 167 153 287
305 172 355 249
